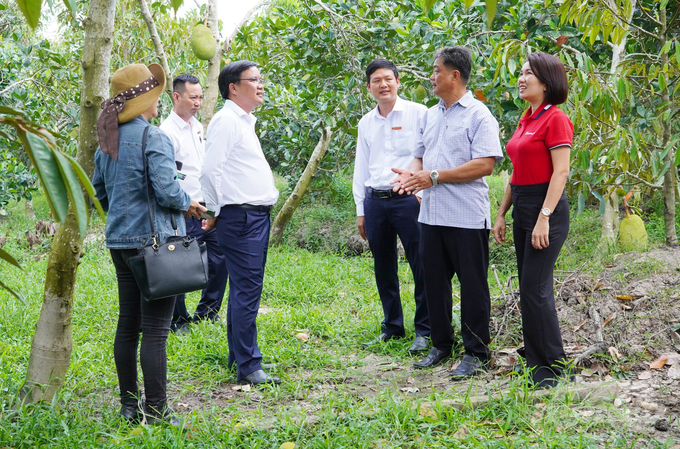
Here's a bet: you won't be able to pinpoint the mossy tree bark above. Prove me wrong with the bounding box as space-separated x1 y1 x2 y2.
20 0 116 403
270 126 333 246
659 7 677 247
200 0 266 129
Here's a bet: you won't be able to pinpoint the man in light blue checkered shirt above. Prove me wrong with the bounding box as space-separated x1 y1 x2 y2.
392 46 503 379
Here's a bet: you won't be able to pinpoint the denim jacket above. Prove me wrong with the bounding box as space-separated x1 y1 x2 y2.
93 116 191 249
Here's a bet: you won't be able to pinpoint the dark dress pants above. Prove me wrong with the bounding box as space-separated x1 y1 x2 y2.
110 249 175 408
215 207 270 380
364 193 429 337
420 224 491 360
172 216 229 325
512 183 570 387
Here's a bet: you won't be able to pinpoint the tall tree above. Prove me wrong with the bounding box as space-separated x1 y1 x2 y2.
21 0 117 403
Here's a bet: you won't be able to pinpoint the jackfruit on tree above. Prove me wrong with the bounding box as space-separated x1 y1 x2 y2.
191 24 217 60
414 84 427 101
618 214 648 251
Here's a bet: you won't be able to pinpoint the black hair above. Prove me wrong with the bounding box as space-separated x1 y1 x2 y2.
218 60 258 100
365 58 399 84
434 46 472 84
527 52 569 105
172 74 200 94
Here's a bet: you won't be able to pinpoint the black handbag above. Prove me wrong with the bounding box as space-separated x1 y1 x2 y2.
128 126 209 301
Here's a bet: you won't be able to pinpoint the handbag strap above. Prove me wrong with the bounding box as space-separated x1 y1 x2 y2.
140 126 180 248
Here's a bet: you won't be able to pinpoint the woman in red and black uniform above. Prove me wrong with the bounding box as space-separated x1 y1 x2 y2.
492 52 573 388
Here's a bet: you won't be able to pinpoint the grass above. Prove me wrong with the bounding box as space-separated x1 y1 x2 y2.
0 178 675 448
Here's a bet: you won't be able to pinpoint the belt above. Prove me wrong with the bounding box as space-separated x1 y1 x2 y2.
222 204 273 213
368 187 402 199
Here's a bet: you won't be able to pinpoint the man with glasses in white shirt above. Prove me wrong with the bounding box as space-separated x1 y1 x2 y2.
160 75 228 334
353 59 430 355
200 61 280 386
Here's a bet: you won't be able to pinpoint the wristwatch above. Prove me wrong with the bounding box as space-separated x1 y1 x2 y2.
430 170 439 186
540 207 551 217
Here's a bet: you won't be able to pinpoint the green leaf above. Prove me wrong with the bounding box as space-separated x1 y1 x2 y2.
23 132 69 222
61 0 76 13
0 248 22 270
421 0 437 13
63 153 106 220
675 40 680 64
52 150 88 238
170 0 183 14
0 105 26 115
15 0 42 29
577 192 585 214
0 278 25 304
485 0 496 28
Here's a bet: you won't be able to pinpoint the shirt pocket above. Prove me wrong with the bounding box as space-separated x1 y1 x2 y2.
391 130 413 156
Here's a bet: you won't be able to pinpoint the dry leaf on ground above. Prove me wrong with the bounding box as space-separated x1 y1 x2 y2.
650 354 669 369
400 387 419 394
419 405 437 419
453 424 469 438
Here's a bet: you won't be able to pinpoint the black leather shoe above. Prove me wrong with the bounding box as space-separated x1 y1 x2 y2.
119 402 141 424
362 332 404 347
239 369 281 385
413 347 451 369
450 354 487 379
408 335 430 354
143 403 182 427
171 322 191 335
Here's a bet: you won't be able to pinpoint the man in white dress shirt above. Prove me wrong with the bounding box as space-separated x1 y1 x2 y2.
200 61 280 385
353 59 430 354
160 75 228 334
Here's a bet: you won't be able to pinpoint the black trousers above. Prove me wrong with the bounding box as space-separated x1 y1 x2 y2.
511 182 570 387
364 192 429 337
420 224 491 360
110 249 176 407
172 216 229 326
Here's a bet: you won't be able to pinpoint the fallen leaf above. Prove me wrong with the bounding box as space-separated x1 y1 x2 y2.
577 295 586 305
232 384 251 392
650 354 669 369
474 89 487 101
638 371 652 380
672 331 680 345
573 320 587 332
668 364 680 379
580 369 593 377
407 376 415 384
620 303 632 310
579 410 595 417
453 424 469 438
400 387 420 394
616 295 635 301
176 402 189 408
603 312 617 327
419 404 437 419
608 346 622 360
280 443 296 449
556 35 568 47
591 362 608 376
295 333 309 342
592 283 604 290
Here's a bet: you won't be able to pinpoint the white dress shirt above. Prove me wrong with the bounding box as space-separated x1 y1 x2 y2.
200 100 279 216
159 110 205 202
352 97 427 216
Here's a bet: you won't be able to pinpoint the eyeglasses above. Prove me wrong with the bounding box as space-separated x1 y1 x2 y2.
238 77 264 85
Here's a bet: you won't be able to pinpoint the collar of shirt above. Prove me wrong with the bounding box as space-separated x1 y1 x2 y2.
436 91 474 112
167 110 199 130
368 96 406 120
223 99 257 126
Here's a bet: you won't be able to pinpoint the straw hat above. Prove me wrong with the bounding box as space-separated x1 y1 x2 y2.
111 63 166 123
97 63 166 160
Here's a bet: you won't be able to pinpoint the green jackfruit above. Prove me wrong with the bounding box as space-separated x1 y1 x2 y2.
414 84 427 101
618 214 648 251
191 24 217 60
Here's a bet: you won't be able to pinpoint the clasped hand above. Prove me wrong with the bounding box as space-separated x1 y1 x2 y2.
390 168 432 194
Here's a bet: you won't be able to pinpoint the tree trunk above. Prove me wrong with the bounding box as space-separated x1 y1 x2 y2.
659 6 677 246
21 0 116 403
601 189 619 242
270 126 333 246
199 0 266 128
136 0 173 99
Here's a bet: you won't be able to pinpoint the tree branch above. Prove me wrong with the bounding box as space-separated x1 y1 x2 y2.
0 77 36 96
136 0 173 98
595 0 660 40
222 0 268 52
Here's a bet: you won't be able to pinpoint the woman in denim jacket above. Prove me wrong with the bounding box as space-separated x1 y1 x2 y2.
92 63 204 425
